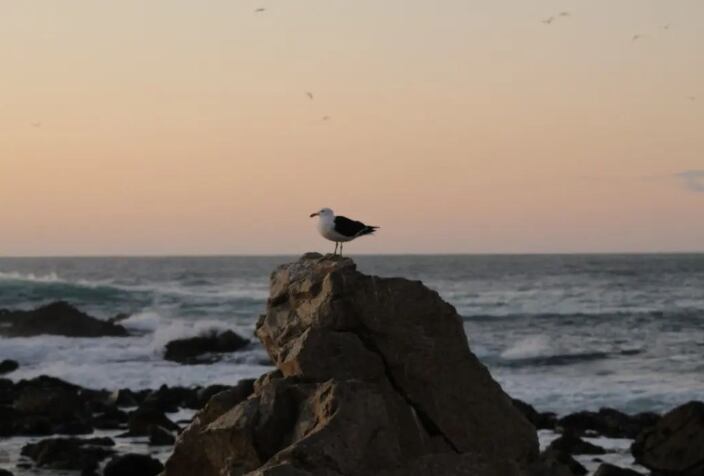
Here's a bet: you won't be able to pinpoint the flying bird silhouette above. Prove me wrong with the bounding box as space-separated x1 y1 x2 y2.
254 7 266 13
305 91 314 100
687 96 696 102
663 24 671 30
632 34 643 41
559 11 570 17
321 115 331 122
30 122 42 128
542 16 555 25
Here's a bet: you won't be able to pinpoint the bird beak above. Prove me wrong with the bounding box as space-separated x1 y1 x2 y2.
309 212 319 218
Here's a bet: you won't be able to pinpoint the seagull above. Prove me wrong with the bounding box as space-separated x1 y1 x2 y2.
542 16 555 25
687 96 696 102
30 122 42 128
254 7 266 13
309 208 379 256
305 91 314 100
321 115 330 121
559 11 570 17
632 34 642 41
663 24 671 30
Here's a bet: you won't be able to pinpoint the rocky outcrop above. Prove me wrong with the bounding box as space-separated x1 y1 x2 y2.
546 433 606 455
103 453 164 476
631 401 704 476
20 437 115 472
0 301 128 337
557 408 659 438
0 360 19 375
164 330 249 364
164 253 538 476
593 463 643 476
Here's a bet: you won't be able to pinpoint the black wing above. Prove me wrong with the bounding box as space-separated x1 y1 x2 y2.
334 216 370 237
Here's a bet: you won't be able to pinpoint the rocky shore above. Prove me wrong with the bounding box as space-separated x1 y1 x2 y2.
1 254 703 476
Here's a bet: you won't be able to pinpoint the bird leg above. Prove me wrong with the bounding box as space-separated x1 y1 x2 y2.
333 242 338 255
340 243 343 257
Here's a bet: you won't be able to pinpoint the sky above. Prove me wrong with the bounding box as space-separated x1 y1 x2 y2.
1 0 703 256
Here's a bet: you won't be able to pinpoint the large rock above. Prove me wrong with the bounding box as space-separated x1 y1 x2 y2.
0 360 19 375
558 408 658 439
631 401 704 476
164 330 249 364
593 463 643 476
103 453 164 476
164 254 538 476
0 301 128 337
20 437 114 472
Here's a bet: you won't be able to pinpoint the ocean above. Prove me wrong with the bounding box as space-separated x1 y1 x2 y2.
1 254 703 416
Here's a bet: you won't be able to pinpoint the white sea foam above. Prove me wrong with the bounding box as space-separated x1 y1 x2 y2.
500 335 552 360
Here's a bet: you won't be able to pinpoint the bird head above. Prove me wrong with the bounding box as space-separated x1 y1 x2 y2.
310 208 333 218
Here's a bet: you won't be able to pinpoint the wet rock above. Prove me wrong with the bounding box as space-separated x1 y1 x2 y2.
107 389 140 408
558 408 659 438
631 401 704 476
20 437 114 472
11 376 93 435
546 433 606 455
103 453 164 476
0 301 128 337
0 360 19 375
164 330 249 364
527 449 588 476
593 463 644 476
148 425 175 446
125 406 179 436
512 398 557 430
142 385 197 413
92 406 128 430
0 469 14 476
164 254 538 476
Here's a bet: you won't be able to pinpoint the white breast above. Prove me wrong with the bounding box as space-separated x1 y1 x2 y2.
317 216 354 242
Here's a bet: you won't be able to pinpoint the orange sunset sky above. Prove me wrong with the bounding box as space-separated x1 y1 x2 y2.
1 0 703 256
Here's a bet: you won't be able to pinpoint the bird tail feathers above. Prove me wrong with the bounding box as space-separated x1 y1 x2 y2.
357 226 379 237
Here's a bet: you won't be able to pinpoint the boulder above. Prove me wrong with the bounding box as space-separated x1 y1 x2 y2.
558 408 659 438
0 301 128 337
148 425 175 446
20 437 114 472
125 406 179 436
631 401 704 476
164 254 538 476
0 359 19 375
546 433 606 455
103 453 164 476
593 463 644 476
11 375 93 435
164 330 249 364
524 449 588 476
0 469 14 476
512 398 557 430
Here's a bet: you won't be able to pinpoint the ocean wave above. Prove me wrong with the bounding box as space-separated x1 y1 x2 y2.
0 270 268 301
463 309 704 322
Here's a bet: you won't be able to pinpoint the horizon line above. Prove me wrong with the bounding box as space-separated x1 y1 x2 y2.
1 250 703 259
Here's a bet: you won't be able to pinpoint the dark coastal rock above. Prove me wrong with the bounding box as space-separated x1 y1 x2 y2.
92 406 129 430
164 330 249 364
148 425 175 446
188 383 234 410
512 398 557 430
0 359 19 375
558 408 659 438
107 389 140 408
526 449 588 476
142 385 198 412
103 454 164 476
20 437 114 472
547 433 607 455
0 301 128 337
631 401 704 476
125 406 179 436
0 469 14 476
593 463 644 476
11 376 93 435
164 254 538 476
